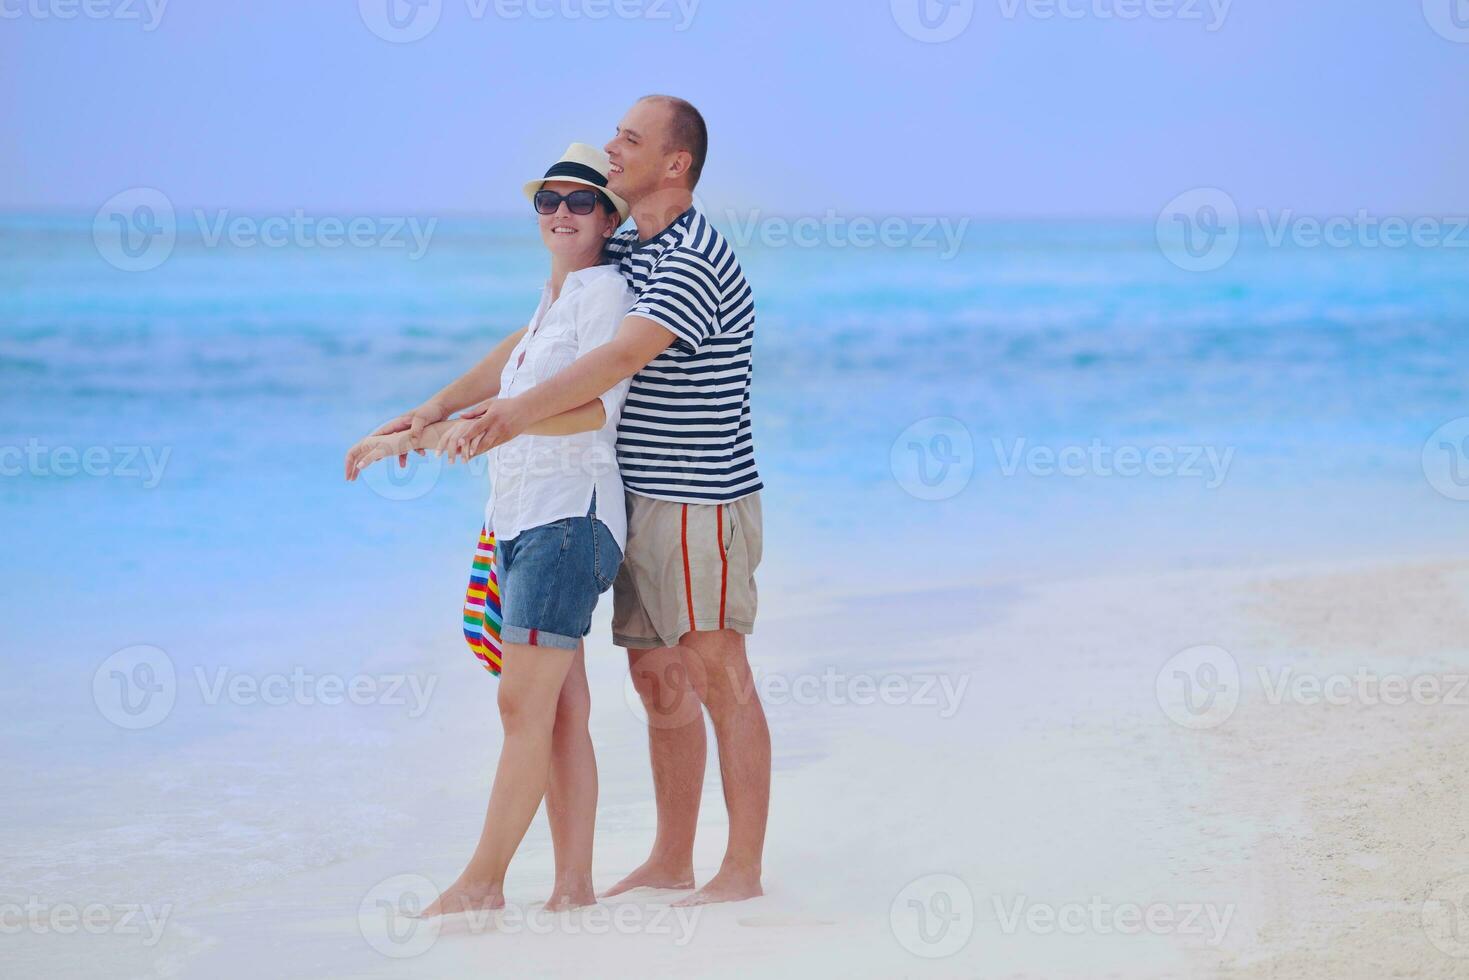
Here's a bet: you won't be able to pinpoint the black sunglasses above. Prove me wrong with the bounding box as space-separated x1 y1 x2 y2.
534 188 605 216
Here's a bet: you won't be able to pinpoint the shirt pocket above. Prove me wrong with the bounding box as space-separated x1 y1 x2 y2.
527 321 579 384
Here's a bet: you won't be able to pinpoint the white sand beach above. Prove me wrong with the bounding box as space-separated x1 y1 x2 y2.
63 551 1463 979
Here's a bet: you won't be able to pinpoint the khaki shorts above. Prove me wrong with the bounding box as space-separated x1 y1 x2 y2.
611 491 762 649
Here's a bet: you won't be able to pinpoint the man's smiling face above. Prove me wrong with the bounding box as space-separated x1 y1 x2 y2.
603 99 673 206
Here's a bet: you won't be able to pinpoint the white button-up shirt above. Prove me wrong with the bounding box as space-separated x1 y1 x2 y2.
485 264 636 549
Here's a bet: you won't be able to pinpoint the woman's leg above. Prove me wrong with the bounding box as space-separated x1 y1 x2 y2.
421 641 575 917
544 643 598 909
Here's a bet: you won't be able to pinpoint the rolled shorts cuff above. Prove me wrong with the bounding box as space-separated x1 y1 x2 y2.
500 624 581 651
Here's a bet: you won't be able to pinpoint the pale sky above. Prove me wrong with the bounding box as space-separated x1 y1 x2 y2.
4 0 1467 217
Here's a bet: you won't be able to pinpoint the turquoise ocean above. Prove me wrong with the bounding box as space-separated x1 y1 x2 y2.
2 212 1467 958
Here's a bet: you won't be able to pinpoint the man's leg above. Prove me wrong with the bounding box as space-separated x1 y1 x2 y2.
603 643 704 895
673 628 770 907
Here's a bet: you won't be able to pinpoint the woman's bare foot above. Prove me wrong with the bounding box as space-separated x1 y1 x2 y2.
543 888 597 911
417 876 506 918
671 864 762 907
601 858 696 897
544 870 597 911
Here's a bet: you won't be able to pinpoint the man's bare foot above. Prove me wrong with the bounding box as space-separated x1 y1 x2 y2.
417 877 506 918
601 858 696 897
671 865 762 907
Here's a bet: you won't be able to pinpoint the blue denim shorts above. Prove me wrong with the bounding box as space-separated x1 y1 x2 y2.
496 498 622 651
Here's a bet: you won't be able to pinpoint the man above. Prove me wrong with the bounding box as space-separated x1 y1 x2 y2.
436 94 770 907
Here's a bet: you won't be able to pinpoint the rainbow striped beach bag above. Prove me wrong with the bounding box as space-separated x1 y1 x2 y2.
462 525 503 677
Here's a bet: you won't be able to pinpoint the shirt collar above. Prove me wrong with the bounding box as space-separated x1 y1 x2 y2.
633 206 696 250
542 262 620 299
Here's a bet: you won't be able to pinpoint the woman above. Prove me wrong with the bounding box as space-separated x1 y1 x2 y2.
345 143 635 913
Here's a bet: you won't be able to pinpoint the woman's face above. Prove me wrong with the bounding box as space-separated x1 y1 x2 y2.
535 180 617 263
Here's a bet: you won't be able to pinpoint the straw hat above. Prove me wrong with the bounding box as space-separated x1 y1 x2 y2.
522 142 630 222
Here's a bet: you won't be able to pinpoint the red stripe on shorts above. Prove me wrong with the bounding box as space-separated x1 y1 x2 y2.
681 504 696 631
529 628 539 646
716 504 728 630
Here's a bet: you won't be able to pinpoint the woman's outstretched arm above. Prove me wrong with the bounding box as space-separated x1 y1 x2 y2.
345 398 606 479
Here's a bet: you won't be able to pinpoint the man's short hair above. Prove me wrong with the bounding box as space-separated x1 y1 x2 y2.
639 94 708 188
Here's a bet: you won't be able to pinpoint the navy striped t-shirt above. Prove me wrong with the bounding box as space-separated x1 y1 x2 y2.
604 207 762 504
